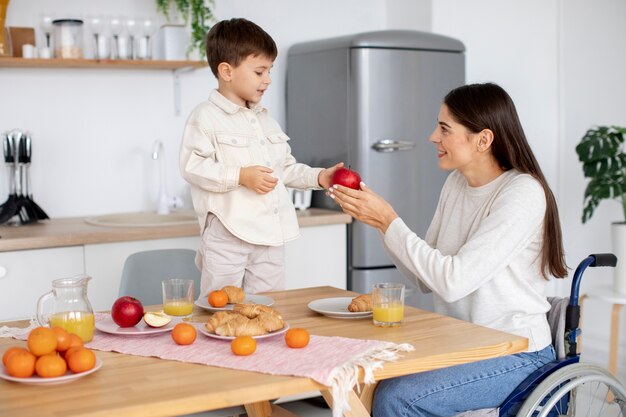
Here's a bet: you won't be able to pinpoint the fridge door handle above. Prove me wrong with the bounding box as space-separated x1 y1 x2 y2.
371 139 416 153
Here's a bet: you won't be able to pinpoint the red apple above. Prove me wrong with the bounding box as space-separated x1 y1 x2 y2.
111 296 144 327
331 167 362 190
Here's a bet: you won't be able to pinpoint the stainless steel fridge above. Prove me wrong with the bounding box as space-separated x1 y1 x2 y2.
286 30 465 310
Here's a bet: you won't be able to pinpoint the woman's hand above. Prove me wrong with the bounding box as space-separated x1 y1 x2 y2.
328 182 399 233
318 162 344 189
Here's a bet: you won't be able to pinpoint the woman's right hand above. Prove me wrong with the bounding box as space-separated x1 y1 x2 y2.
328 182 398 233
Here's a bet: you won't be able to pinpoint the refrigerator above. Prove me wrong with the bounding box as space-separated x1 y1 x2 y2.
286 30 465 310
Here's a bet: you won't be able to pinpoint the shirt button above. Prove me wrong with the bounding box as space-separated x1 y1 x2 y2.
231 139 237 144
266 161 271 166
250 119 256 124
274 208 278 214
260 140 265 145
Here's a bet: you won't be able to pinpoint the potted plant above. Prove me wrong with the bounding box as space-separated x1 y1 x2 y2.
156 0 216 58
576 125 626 293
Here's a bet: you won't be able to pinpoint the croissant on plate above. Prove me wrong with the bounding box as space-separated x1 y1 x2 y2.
205 311 240 333
215 314 267 337
254 311 285 332
221 286 245 304
234 303 282 320
348 294 372 312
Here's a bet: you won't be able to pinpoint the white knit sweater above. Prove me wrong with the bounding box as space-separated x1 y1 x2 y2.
383 169 552 352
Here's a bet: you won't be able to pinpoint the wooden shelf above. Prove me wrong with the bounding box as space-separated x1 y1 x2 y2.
0 57 207 70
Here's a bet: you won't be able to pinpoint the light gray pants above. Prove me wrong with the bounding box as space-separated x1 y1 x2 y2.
195 213 285 300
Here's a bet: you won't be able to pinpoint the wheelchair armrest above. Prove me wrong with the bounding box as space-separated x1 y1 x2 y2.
498 356 579 417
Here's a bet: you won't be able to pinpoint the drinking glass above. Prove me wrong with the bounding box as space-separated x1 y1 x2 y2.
372 283 405 327
109 16 128 59
125 17 137 59
136 16 154 60
162 279 194 317
39 13 54 48
88 15 108 59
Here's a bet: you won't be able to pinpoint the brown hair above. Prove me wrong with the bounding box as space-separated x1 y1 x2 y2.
444 83 567 278
205 18 277 78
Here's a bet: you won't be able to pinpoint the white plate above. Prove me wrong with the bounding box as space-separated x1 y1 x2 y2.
95 316 176 335
308 297 373 319
198 323 289 341
194 294 275 312
0 357 103 385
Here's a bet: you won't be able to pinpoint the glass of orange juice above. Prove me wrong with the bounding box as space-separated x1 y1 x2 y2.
372 283 405 327
162 279 194 317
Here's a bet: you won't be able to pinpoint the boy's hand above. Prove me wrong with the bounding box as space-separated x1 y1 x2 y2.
239 166 278 194
318 162 345 189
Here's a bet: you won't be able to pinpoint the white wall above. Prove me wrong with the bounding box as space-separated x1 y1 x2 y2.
4 0 626 379
427 0 626 379
1 0 387 218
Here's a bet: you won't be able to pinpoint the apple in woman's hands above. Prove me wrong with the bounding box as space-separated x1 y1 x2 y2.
330 166 362 190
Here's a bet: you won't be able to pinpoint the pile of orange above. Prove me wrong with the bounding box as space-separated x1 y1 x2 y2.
2 326 96 378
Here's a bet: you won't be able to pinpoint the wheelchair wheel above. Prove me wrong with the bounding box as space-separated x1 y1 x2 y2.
516 363 626 417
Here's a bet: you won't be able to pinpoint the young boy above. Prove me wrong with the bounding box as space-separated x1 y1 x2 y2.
179 18 342 299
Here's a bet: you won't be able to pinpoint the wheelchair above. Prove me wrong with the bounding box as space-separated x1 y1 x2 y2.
497 253 626 417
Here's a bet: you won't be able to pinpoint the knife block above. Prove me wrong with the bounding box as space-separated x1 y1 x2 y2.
0 0 10 57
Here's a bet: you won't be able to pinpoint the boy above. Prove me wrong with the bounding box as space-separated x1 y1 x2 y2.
179 18 342 299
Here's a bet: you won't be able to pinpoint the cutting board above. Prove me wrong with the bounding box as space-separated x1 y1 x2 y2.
8 26 35 57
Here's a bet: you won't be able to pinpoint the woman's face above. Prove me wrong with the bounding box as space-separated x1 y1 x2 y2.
429 104 481 172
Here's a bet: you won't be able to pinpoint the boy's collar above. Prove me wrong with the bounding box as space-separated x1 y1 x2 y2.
209 89 266 114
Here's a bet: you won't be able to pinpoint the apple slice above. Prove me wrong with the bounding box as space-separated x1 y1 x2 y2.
143 312 172 328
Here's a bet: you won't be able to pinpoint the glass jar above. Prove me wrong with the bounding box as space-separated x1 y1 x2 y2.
36 275 95 342
52 18 84 58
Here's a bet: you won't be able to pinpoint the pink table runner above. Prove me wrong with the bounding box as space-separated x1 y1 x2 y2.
8 313 414 417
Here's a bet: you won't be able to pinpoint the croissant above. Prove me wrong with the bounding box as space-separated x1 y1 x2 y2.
348 294 372 312
215 314 267 337
234 303 281 319
205 311 240 333
221 286 245 303
254 311 285 332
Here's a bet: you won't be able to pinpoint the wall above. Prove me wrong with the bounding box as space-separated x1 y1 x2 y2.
1 0 387 218
428 0 626 379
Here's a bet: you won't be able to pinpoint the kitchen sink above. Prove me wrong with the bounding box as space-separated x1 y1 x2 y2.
84 211 197 228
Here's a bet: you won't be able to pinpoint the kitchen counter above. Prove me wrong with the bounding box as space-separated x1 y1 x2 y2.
0 208 351 252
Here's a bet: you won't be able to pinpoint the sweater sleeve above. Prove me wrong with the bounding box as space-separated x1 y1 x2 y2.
382 175 546 303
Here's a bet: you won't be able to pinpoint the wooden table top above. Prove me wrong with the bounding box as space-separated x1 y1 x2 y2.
0 286 527 417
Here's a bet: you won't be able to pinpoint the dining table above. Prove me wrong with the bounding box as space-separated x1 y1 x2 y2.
0 285 528 417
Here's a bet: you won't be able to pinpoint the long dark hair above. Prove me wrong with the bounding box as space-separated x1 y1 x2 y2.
444 83 567 279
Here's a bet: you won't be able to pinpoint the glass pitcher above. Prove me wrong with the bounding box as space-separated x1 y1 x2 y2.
36 275 95 342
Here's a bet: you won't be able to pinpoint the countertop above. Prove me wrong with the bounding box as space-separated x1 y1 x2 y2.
0 208 351 252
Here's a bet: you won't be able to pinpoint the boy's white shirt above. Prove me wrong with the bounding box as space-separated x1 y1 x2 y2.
180 89 323 246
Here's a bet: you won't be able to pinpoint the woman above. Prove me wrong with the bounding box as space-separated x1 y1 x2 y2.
328 83 567 417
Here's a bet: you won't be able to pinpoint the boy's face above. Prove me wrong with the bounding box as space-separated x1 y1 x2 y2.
223 54 274 107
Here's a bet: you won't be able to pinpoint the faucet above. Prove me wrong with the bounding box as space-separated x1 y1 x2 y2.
152 140 182 215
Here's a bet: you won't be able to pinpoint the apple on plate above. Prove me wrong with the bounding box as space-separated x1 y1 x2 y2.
330 166 362 190
111 296 144 327
143 312 172 328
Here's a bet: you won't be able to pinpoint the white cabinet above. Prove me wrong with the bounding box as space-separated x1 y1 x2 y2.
84 237 200 311
285 224 346 291
0 246 85 321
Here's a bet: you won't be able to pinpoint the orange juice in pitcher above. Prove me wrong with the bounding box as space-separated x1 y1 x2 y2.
49 311 95 342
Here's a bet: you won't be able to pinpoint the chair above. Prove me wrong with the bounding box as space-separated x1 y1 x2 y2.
454 253 626 417
119 248 246 417
118 248 201 305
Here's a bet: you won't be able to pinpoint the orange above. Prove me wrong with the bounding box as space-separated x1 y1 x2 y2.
231 336 256 356
5 350 36 378
63 346 82 361
208 290 229 308
27 327 58 356
51 327 71 352
171 323 197 345
35 353 67 378
67 333 84 351
67 348 96 373
2 346 28 367
285 328 310 349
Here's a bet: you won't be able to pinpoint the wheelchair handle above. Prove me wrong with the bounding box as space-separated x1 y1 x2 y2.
570 253 617 306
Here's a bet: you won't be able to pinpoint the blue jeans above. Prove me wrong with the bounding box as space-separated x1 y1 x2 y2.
372 344 555 417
